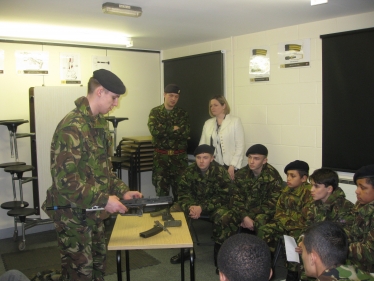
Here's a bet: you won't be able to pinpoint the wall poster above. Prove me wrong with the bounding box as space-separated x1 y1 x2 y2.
278 39 311 68
249 47 270 83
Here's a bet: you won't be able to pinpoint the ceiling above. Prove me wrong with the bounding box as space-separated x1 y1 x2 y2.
1 0 373 51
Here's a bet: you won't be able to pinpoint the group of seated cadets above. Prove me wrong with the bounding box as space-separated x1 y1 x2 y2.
169 142 374 280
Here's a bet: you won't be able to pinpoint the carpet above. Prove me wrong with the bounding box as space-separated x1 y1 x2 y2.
1 246 161 279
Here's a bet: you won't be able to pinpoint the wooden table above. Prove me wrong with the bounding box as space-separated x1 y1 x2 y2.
108 212 195 281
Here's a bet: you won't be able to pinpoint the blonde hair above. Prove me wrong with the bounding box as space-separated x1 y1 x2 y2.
209 95 231 117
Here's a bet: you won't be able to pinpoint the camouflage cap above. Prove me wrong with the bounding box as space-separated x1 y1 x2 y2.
246 144 268 157
284 160 309 174
194 144 214 156
164 84 180 94
93 69 126 95
353 164 374 184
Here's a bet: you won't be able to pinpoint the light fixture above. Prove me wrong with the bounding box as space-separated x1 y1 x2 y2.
0 22 133 48
102 3 142 17
311 0 328 6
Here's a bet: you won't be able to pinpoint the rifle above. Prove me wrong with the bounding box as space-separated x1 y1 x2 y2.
46 196 173 216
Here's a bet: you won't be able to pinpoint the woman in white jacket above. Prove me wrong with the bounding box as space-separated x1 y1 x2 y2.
199 95 245 180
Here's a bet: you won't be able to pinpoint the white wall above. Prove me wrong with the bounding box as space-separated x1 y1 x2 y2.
162 11 374 181
0 42 160 237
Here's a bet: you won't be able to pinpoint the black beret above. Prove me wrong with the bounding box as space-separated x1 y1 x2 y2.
93 69 126 95
164 84 180 94
284 160 309 174
353 164 374 184
194 144 215 156
246 144 268 157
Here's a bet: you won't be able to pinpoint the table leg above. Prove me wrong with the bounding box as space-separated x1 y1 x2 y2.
116 250 122 281
181 248 185 281
126 250 130 281
190 248 195 281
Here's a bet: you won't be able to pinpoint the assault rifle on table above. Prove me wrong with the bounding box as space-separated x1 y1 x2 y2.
46 196 174 217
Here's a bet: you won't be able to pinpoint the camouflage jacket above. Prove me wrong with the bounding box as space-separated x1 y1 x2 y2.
178 161 239 215
302 186 354 232
347 200 374 273
317 265 374 281
42 96 129 219
147 104 190 150
274 182 312 234
234 163 283 229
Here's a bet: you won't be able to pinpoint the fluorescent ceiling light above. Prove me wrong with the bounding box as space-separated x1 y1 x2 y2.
0 22 133 47
311 0 328 6
102 3 142 17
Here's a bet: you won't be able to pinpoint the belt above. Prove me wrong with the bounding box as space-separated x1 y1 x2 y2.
155 148 186 155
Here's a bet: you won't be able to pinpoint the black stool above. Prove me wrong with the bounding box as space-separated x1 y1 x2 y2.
3 164 35 247
105 116 128 156
0 162 28 209
111 156 130 179
0 119 29 162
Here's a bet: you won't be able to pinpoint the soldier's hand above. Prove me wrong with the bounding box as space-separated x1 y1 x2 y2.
123 191 143 200
173 126 180 131
241 216 255 231
105 195 128 214
228 165 235 180
189 206 202 219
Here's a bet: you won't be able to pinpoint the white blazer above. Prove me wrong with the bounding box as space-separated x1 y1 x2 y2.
199 114 245 169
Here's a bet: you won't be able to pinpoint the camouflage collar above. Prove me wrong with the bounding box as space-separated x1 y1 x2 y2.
74 96 107 128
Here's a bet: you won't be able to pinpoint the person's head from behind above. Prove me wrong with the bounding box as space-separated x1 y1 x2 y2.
309 168 338 203
246 144 268 176
87 69 126 115
353 164 374 205
284 160 309 189
194 144 215 172
217 234 272 281
209 95 230 117
300 221 348 278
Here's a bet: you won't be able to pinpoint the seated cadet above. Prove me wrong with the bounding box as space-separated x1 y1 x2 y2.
257 160 312 281
217 233 272 281
300 221 374 281
346 164 374 273
234 144 283 234
302 168 354 233
169 144 241 273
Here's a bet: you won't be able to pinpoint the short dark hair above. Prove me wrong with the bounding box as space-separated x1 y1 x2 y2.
309 168 339 191
87 77 101 94
303 221 348 268
365 177 374 188
217 234 271 281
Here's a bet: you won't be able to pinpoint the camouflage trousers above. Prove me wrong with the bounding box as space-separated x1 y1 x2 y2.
152 152 188 200
52 209 107 281
257 222 303 273
172 204 240 245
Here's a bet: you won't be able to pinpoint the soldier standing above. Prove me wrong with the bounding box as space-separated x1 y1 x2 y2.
42 69 142 281
147 84 190 200
169 144 241 274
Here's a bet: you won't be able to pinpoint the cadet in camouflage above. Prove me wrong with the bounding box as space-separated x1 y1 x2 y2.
302 168 354 233
346 165 374 273
256 160 312 280
169 145 241 268
234 144 283 232
42 69 142 281
147 84 190 200
301 221 374 281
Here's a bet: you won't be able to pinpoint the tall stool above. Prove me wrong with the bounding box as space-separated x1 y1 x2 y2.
0 119 29 162
3 165 36 250
0 162 28 209
105 116 128 156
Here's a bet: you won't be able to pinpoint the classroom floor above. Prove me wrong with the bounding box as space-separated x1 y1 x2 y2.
0 217 287 281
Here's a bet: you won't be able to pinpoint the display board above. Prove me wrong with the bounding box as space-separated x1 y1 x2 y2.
163 51 224 154
321 28 374 172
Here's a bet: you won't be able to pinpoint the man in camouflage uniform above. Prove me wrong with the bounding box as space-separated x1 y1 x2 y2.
302 168 354 233
42 69 142 281
234 144 283 234
147 84 190 200
346 164 374 273
300 221 374 281
169 144 241 272
256 160 312 281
